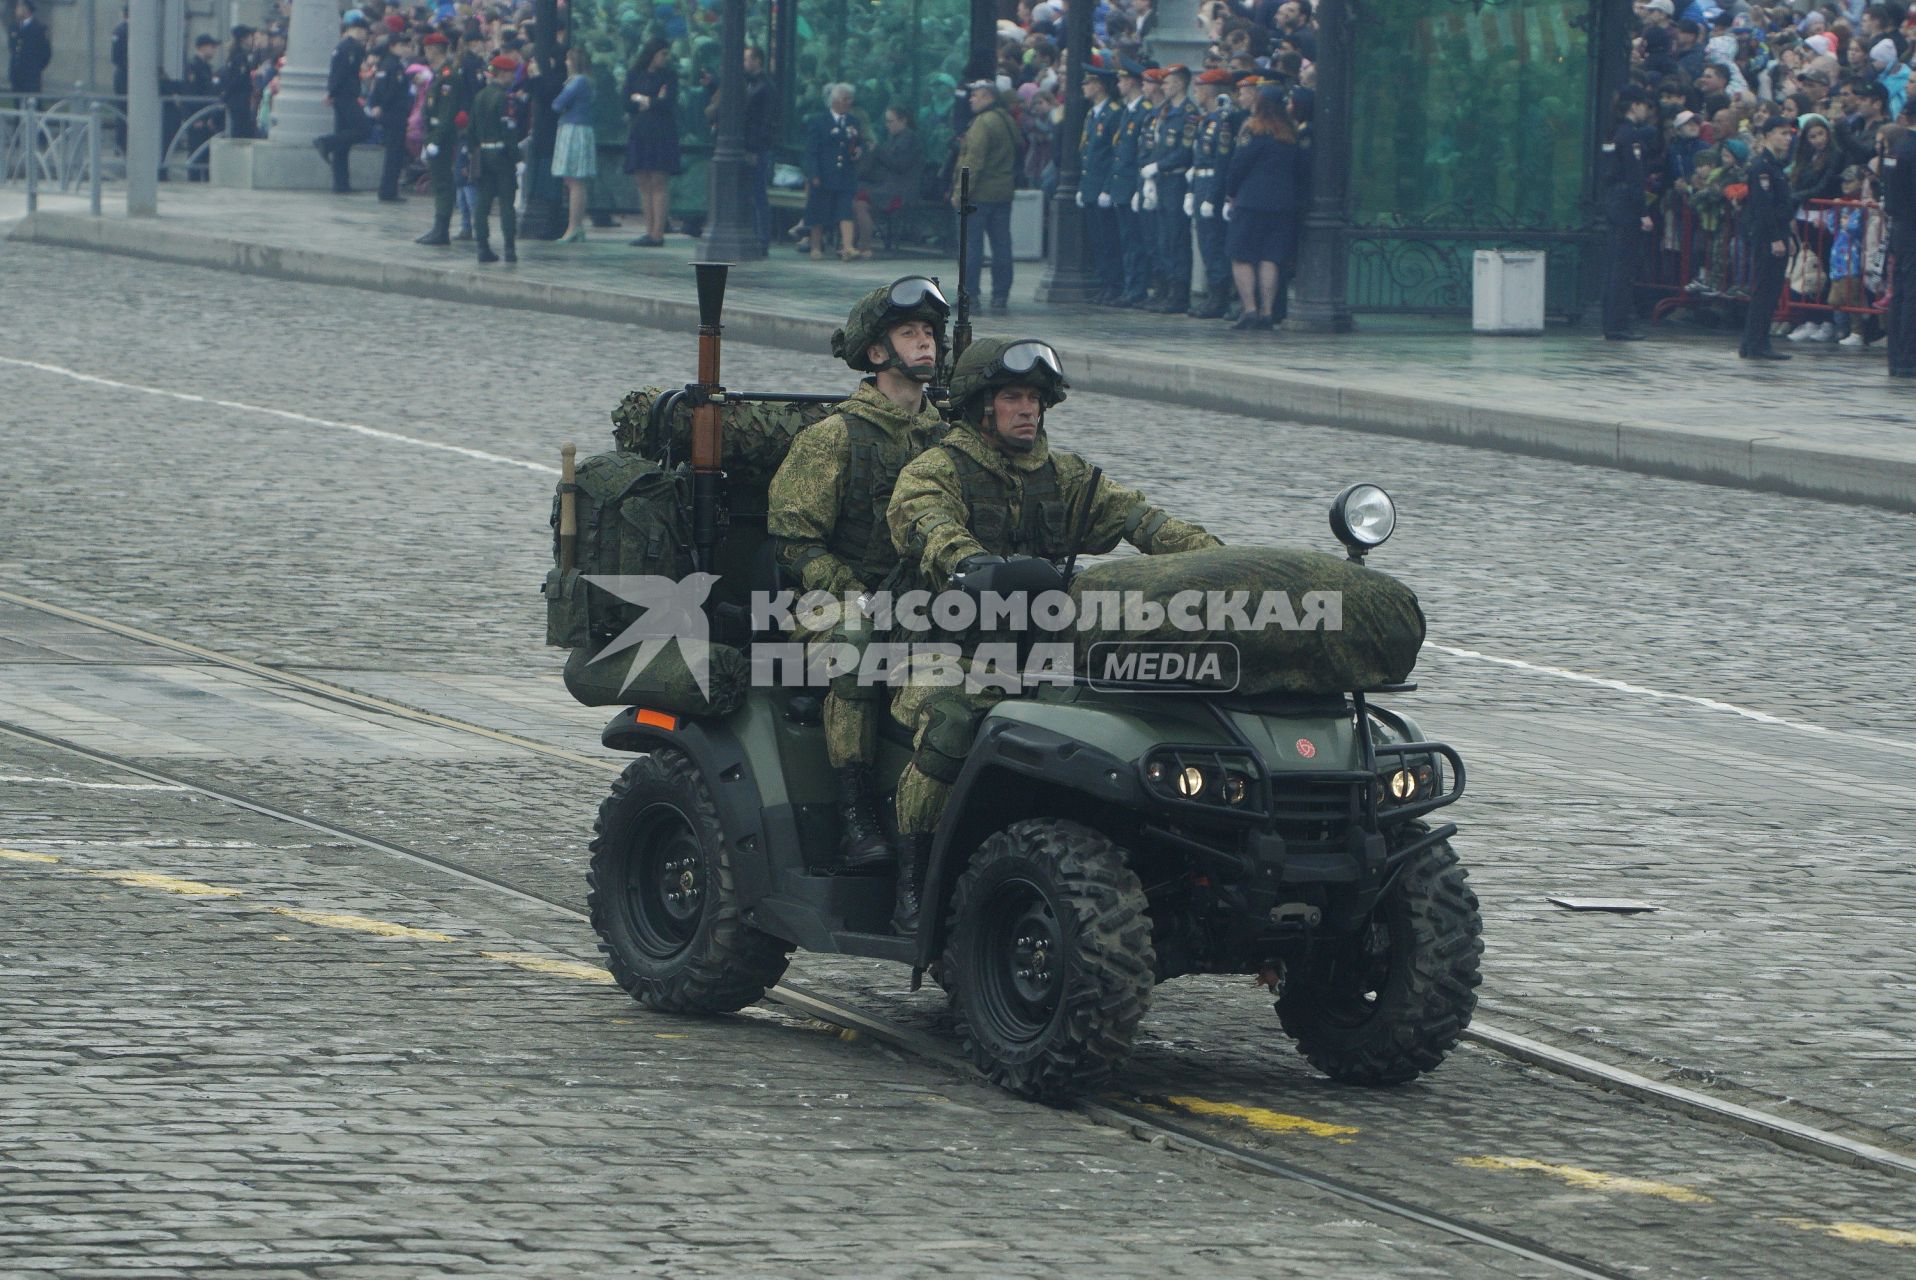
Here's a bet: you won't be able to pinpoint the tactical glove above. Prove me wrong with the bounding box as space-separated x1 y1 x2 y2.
951 554 1066 600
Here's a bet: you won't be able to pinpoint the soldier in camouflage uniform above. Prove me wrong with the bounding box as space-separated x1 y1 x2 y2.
882 336 1220 932
766 277 951 871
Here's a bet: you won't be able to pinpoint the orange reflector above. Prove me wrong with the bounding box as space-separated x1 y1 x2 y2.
635 708 679 731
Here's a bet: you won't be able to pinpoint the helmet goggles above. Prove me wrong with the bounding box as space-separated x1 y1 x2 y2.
992 340 1064 380
888 275 951 316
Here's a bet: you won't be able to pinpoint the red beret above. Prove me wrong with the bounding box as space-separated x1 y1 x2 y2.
1142 67 1167 82
422 32 448 45
489 54 518 72
1196 68 1230 84
454 109 469 127
384 13 405 32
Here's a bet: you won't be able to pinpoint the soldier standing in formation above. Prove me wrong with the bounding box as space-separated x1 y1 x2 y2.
1739 116 1797 362
767 279 952 876
883 338 1221 933
1186 69 1241 319
371 28 414 203
468 54 523 264
1598 86 1655 342
1107 61 1149 308
1078 63 1122 304
1147 65 1195 314
1137 68 1168 303
414 33 461 246
1883 124 1916 378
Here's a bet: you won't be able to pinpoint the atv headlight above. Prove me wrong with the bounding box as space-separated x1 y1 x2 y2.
1141 748 1265 818
1380 761 1438 806
1330 483 1396 551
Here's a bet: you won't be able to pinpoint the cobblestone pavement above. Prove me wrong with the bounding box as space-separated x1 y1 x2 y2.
3 737 1533 1279
4 242 1916 1271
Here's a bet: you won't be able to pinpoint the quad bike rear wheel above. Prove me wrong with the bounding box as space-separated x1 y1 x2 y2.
1276 834 1482 1085
943 818 1155 1103
588 748 791 1013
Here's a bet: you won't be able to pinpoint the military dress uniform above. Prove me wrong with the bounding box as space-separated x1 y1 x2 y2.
1149 85 1197 313
1598 116 1653 339
416 51 461 245
1739 139 1795 360
316 31 370 193
1109 93 1150 306
1079 88 1123 302
372 47 412 201
1188 86 1242 317
1882 130 1916 377
467 68 523 262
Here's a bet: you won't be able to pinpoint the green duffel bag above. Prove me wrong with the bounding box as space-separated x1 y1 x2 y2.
610 386 837 499
1068 546 1426 696
561 638 751 719
543 451 694 650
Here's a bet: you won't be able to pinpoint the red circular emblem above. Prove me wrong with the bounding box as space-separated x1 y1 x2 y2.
1295 738 1317 759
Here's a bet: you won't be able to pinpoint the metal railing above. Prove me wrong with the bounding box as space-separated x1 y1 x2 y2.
0 97 105 213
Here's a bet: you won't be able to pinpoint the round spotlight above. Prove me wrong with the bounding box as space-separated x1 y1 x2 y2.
1388 769 1417 801
1329 483 1397 551
1177 767 1205 798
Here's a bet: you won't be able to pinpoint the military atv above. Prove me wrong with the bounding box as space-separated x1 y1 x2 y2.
578 270 1481 1104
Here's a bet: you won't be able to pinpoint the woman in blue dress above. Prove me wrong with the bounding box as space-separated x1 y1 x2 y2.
550 46 598 242
623 37 681 247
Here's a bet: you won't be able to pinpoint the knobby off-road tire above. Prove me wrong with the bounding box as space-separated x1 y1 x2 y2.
1277 836 1482 1085
943 819 1155 1103
588 748 791 1013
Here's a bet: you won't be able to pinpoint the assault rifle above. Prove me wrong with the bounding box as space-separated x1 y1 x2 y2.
952 165 975 363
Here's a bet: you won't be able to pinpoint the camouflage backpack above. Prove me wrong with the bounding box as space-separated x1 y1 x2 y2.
543 450 694 650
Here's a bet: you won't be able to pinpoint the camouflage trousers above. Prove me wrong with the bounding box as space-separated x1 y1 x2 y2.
800 608 883 769
890 655 1007 835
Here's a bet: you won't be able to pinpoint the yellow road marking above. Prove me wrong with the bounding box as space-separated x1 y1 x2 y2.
1166 1095 1360 1140
0 847 60 863
479 951 615 983
83 870 242 897
1459 1156 1713 1204
1781 1218 1916 1248
270 907 455 941
654 1032 688 1039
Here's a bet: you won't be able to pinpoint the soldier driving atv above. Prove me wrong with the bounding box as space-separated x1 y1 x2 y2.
883 336 1223 933
767 278 952 873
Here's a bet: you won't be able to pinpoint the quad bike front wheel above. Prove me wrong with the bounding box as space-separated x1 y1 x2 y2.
1276 833 1483 1085
588 747 791 1013
943 818 1155 1103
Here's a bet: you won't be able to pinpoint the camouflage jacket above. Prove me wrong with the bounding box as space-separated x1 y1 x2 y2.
767 380 946 596
887 422 1221 587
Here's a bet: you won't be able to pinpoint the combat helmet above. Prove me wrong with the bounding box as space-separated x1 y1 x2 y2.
946 337 1069 425
829 276 952 382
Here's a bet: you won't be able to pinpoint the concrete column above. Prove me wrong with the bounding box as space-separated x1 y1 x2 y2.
271 0 336 148
127 0 159 215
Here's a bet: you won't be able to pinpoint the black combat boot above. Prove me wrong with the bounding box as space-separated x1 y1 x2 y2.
836 767 893 870
891 832 932 935
476 237 499 264
415 222 451 246
1190 281 1228 319
502 235 517 264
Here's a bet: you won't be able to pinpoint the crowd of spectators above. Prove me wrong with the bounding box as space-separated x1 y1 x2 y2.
1622 0 1916 348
